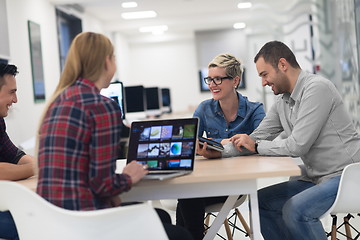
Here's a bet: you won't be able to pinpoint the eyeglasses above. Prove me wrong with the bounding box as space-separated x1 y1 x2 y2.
203 76 232 85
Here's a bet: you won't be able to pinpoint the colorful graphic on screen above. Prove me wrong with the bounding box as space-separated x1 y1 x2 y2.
170 142 182 156
137 144 149 158
159 143 170 156
139 127 151 141
161 125 173 139
150 126 161 139
183 124 196 138
172 126 184 139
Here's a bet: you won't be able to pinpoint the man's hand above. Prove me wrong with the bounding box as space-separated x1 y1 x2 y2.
220 138 231 145
230 134 256 153
197 141 221 159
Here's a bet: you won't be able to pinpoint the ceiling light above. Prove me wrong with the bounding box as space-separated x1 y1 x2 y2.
121 2 138 8
139 25 168 34
237 2 252 9
233 22 246 29
121 11 157 19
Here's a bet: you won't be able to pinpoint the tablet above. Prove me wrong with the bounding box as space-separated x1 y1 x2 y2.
198 136 224 152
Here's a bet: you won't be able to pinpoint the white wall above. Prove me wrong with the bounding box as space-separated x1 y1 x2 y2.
4 0 337 152
127 39 206 113
5 0 60 150
4 0 105 153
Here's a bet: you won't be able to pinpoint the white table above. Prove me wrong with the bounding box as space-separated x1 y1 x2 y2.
120 155 300 240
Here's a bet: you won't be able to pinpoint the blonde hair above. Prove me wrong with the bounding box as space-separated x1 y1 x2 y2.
208 53 243 87
41 32 114 117
53 32 114 102
36 32 114 155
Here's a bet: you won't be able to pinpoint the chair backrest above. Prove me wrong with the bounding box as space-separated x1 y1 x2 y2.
321 162 360 217
205 195 247 213
0 181 168 240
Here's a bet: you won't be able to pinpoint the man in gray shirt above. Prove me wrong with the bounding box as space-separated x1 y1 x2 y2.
197 41 360 240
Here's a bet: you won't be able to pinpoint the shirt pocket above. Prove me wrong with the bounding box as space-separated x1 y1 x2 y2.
205 128 220 139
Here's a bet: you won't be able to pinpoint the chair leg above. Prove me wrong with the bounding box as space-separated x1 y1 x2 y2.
235 208 251 236
344 214 353 240
331 215 337 240
224 219 234 240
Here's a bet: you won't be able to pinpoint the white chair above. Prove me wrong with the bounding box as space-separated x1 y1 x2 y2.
204 195 251 240
0 180 168 240
320 162 360 240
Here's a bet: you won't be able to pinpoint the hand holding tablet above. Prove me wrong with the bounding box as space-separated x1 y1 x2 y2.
198 136 224 152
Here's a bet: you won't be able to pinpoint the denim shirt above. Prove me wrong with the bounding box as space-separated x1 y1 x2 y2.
193 92 265 142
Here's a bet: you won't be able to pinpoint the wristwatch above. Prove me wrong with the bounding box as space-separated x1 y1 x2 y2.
254 140 260 154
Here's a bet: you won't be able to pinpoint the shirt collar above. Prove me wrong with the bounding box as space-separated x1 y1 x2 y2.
213 92 247 118
77 78 100 93
281 70 306 103
289 70 306 102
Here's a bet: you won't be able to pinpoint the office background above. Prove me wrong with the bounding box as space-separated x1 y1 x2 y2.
0 0 359 154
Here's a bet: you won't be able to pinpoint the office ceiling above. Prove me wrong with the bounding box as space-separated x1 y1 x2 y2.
49 0 307 39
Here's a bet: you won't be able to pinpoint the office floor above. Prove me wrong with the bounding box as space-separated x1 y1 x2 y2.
152 175 360 240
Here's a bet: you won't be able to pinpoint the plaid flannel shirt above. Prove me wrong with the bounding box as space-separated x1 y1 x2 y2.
37 78 132 210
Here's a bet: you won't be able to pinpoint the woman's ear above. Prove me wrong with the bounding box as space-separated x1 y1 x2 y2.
233 76 241 89
104 55 111 70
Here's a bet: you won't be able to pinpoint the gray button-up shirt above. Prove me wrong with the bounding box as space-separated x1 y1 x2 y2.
223 70 360 184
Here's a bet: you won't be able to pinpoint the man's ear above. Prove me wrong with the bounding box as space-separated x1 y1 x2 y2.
278 58 288 71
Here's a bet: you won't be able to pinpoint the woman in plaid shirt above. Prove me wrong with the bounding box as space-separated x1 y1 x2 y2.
36 32 193 240
36 32 146 210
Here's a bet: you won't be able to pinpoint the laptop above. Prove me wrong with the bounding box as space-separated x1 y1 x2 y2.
126 117 199 180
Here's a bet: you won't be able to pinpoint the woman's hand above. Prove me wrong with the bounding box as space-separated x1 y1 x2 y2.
197 141 221 159
122 160 148 184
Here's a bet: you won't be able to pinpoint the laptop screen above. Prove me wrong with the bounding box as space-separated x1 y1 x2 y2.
127 118 199 171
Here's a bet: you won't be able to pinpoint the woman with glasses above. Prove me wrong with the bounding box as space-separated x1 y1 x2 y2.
196 53 265 144
176 53 265 240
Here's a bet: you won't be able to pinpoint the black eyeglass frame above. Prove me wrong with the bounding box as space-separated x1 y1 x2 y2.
203 76 232 86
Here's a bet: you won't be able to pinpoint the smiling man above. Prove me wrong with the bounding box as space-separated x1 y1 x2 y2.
241 41 360 240
197 41 360 240
0 63 35 240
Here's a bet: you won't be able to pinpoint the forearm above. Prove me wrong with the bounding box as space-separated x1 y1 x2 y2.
0 160 35 180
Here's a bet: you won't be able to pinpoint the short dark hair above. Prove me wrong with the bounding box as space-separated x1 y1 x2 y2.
0 63 18 88
254 41 300 69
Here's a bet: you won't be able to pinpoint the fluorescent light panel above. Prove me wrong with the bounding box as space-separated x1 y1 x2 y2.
121 10 157 19
139 25 168 34
237 2 252 9
122 2 138 8
233 22 246 29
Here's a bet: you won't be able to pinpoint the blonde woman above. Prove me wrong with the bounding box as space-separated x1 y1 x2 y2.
177 54 265 240
195 54 265 144
37 32 193 240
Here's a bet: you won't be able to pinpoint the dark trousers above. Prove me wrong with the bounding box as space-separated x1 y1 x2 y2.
176 196 229 240
0 211 19 240
156 208 194 240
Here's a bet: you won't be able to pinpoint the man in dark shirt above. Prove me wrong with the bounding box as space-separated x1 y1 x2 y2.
0 63 35 240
